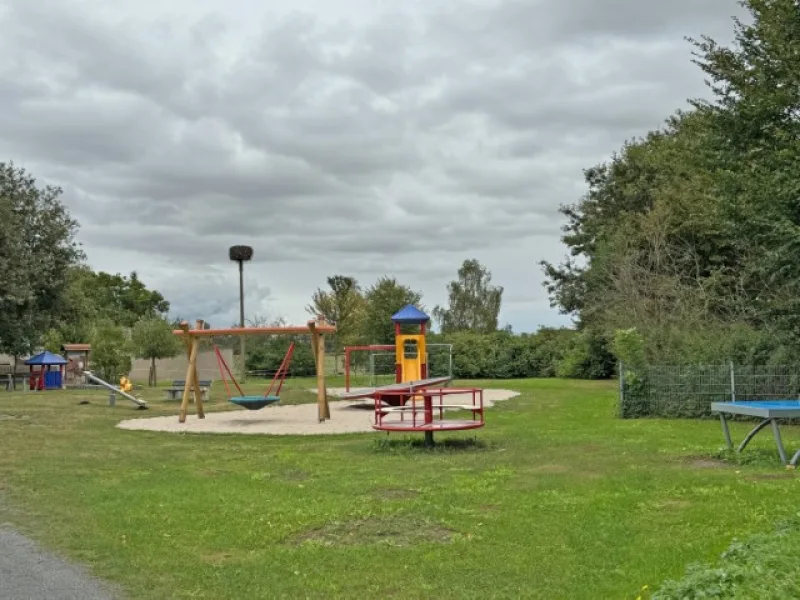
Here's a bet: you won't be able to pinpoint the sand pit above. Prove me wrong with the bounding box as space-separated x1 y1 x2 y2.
116 388 520 436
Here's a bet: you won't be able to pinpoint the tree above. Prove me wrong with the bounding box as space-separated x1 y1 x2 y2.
306 275 366 349
89 321 133 382
433 259 504 333
0 162 82 356
132 317 182 386
46 266 171 346
539 0 800 364
362 277 423 344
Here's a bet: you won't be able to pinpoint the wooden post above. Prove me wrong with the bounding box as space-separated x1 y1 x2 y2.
192 320 205 419
179 337 198 423
309 320 330 422
178 320 205 422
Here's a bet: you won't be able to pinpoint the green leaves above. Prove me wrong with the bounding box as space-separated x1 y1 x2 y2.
131 317 182 386
542 0 800 365
0 162 82 355
306 275 366 349
362 277 423 344
89 320 133 382
433 259 503 334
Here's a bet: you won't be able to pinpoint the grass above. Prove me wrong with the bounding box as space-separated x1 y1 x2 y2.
0 377 799 599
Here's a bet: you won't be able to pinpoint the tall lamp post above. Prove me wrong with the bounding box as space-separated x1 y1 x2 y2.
229 245 253 381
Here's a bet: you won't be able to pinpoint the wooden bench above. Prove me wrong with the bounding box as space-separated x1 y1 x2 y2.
164 380 212 401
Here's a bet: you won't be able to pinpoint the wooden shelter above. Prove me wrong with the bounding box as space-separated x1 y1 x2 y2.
62 344 91 384
173 318 336 423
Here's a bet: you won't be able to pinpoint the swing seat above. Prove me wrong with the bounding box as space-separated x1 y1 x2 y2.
230 395 281 410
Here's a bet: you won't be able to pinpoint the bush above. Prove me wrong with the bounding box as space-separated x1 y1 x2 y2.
426 327 613 380
651 515 800 599
246 337 318 377
555 329 616 379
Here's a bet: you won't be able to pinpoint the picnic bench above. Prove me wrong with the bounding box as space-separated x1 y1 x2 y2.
3 373 28 392
164 379 212 402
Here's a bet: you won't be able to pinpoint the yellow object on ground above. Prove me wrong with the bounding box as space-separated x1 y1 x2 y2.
119 376 133 393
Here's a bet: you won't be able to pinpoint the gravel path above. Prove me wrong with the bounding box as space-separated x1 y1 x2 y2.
0 528 120 600
117 388 519 436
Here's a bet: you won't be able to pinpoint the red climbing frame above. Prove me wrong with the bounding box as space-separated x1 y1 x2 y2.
343 344 394 392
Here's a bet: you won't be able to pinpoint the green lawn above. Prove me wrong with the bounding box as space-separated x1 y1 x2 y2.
0 378 798 599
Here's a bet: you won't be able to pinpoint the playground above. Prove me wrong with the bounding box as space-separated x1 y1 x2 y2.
116 387 519 435
4 298 800 598
113 305 504 443
2 376 800 599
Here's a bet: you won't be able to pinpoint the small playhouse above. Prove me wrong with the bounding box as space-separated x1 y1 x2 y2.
25 351 68 391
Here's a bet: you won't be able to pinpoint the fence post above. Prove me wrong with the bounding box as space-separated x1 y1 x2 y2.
618 360 624 417
729 361 736 403
449 345 453 379
369 353 375 387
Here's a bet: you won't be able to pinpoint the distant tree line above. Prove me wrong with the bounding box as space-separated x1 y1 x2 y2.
243 258 614 380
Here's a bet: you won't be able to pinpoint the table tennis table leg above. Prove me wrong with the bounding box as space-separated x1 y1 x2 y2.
769 419 788 465
790 449 800 468
738 418 772 453
718 413 733 450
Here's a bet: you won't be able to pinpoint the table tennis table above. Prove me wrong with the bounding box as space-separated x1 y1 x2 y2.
710 400 800 467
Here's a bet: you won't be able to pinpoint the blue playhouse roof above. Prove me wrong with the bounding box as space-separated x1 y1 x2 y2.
24 351 68 366
391 305 430 324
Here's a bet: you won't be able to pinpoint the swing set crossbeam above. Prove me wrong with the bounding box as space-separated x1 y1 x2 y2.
174 319 335 423
173 324 336 337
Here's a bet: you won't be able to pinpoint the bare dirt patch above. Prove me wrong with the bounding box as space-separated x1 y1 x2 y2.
0 414 30 421
201 550 247 566
281 469 309 481
197 468 224 478
527 464 572 475
652 499 691 511
372 488 419 501
684 457 731 469
284 516 455 547
745 473 797 482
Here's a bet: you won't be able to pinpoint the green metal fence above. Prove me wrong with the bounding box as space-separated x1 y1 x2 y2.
619 362 800 419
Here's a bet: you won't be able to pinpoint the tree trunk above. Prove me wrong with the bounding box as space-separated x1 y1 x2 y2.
149 357 157 387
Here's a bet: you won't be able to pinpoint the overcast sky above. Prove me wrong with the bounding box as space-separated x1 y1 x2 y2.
0 0 746 331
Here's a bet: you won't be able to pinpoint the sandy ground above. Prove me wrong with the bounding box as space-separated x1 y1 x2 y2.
116 388 520 436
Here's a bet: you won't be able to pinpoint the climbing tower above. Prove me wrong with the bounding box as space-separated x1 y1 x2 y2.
391 304 430 384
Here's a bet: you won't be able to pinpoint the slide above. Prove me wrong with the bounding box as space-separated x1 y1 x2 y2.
83 371 148 409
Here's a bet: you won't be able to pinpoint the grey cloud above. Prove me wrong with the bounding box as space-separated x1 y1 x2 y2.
0 0 747 331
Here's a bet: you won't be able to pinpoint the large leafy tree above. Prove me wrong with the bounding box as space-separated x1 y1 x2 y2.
131 317 182 386
362 277 423 344
0 162 83 356
46 267 171 346
541 0 800 363
89 320 133 382
687 0 800 339
433 259 504 334
306 275 366 349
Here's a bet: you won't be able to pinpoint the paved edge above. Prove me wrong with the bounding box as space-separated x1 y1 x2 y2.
0 526 122 600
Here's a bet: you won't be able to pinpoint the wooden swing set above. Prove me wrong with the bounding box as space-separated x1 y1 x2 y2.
173 318 336 423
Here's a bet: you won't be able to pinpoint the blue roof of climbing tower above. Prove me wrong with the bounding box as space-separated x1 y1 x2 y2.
24 351 68 365
391 305 430 324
